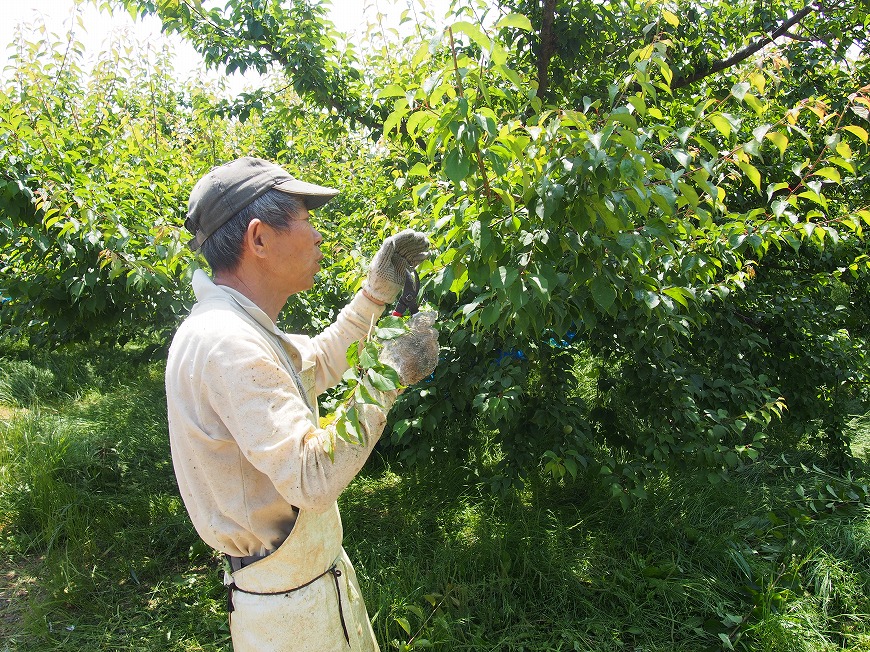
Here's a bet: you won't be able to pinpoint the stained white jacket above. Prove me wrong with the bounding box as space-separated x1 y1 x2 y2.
165 270 392 557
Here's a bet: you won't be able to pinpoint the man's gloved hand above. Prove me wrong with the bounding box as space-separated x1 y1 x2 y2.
363 230 429 305
380 312 439 386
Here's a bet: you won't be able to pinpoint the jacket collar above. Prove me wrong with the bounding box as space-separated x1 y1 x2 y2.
191 268 280 335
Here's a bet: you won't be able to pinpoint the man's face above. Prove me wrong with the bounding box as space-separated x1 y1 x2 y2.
265 208 324 296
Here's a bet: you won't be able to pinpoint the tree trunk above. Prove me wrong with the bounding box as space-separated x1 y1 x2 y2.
537 0 557 100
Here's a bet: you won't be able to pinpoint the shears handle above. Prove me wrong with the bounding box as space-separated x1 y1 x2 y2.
392 270 420 317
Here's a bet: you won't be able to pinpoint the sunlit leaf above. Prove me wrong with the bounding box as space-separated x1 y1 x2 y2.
812 167 841 183
495 13 533 31
738 161 761 193
707 113 731 139
843 125 868 143
731 82 750 102
765 131 788 157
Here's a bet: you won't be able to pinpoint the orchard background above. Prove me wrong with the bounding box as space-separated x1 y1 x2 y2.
1 0 869 650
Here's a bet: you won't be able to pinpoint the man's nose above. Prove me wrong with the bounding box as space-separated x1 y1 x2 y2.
314 229 323 246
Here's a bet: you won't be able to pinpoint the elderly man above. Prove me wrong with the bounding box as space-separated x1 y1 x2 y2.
165 157 438 651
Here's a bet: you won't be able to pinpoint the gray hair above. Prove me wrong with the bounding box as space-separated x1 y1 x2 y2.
201 190 306 273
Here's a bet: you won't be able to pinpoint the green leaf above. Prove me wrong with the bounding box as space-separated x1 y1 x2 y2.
407 162 430 178
382 364 402 387
507 277 528 308
342 367 358 383
708 113 732 139
738 161 762 193
375 315 407 341
663 286 691 308
376 326 406 340
662 9 679 26
628 95 647 116
677 180 699 207
672 149 692 168
765 131 788 157
527 274 549 298
743 93 765 115
491 265 519 289
391 418 412 440
359 342 379 369
563 456 578 478
411 42 430 69
843 125 868 143
345 404 363 443
383 104 409 135
406 111 434 139
450 21 491 52
368 368 399 392
354 382 381 405
495 13 533 31
480 302 501 329
378 315 405 330
651 185 677 214
752 124 770 142
591 275 617 311
730 82 750 102
494 64 523 89
376 84 406 99
396 617 412 636
812 167 841 183
798 190 827 208
444 147 472 183
766 181 789 200
345 342 360 369
829 157 855 173
643 291 661 310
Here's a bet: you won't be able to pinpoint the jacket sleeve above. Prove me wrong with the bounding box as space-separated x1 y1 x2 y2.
289 291 385 395
202 330 397 512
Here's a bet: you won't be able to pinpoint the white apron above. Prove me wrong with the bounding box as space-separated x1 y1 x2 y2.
224 328 379 652
226 502 379 652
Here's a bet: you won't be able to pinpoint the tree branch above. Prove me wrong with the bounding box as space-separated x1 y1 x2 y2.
672 3 816 89
783 30 813 42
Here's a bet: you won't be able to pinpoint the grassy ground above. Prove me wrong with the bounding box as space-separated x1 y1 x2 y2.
1 343 869 651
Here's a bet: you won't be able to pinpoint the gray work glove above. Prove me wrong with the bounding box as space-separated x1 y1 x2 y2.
380 312 439 386
363 229 429 304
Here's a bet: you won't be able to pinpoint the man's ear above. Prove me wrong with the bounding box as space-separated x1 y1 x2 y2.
244 218 269 259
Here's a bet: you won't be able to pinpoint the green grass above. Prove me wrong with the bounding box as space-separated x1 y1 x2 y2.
1 344 869 651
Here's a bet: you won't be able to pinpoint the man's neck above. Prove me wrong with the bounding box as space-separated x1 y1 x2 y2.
213 269 284 323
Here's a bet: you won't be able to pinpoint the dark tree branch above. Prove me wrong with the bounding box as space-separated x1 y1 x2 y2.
536 0 556 99
672 3 816 89
783 30 814 42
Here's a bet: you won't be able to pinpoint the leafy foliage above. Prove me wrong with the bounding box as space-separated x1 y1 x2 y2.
0 19 212 343
323 315 406 459
362 1 870 497
2 0 868 500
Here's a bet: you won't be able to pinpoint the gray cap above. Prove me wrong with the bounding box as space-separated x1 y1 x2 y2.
184 156 339 251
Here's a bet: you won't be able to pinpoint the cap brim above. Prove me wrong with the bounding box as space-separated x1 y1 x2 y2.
273 178 339 210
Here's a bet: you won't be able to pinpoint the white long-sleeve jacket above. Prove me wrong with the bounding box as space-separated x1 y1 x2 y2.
165 270 393 557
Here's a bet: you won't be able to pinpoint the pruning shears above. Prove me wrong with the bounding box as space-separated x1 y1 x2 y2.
392 270 420 317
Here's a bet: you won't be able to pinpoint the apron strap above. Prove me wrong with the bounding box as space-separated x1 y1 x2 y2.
227 561 350 646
